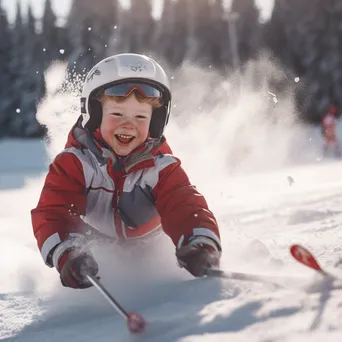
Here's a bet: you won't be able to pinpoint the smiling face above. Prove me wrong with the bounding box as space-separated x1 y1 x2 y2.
99 94 154 156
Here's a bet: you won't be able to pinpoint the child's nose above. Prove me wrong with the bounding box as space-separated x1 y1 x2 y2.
121 119 134 128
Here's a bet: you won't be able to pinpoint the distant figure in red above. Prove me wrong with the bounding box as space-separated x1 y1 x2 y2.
322 105 341 157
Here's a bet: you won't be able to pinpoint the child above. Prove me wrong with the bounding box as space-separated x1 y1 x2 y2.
31 53 221 289
322 105 341 157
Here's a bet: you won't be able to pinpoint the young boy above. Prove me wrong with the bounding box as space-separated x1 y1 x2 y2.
31 53 221 289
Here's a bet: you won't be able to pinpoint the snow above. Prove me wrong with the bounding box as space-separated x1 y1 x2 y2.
0 139 48 190
2 60 342 341
2 136 342 341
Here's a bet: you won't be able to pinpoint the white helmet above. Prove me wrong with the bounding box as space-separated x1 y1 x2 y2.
80 53 172 139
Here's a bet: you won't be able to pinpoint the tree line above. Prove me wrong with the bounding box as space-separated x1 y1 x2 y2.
0 0 340 137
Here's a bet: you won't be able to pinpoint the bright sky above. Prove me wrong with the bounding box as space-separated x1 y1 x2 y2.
2 0 275 23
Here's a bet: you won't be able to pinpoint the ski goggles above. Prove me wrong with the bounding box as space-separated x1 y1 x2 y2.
103 83 162 99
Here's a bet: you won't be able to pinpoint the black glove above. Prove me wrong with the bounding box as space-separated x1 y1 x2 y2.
57 249 99 289
176 237 220 277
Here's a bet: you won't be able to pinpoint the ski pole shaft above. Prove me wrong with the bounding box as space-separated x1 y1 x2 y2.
86 275 146 334
204 268 301 287
205 268 280 286
86 275 129 319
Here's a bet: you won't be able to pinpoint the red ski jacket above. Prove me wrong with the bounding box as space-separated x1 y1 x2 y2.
322 113 337 139
31 118 221 267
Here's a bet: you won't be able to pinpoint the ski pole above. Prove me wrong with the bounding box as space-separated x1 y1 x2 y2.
86 275 146 334
204 268 302 288
290 244 342 292
290 244 337 280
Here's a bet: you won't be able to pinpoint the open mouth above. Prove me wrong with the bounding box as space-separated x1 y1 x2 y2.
115 134 135 145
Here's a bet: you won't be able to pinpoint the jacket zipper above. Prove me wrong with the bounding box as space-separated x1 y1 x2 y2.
112 168 125 240
113 188 124 239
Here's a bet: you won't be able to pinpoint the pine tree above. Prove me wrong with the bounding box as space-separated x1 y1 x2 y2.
299 0 342 121
108 4 128 54
171 0 190 67
20 5 45 137
266 0 342 122
6 1 27 136
154 0 175 61
230 0 261 65
265 0 306 73
129 0 155 54
0 0 13 136
210 0 228 70
41 0 60 67
67 0 118 76
186 0 213 65
154 0 188 67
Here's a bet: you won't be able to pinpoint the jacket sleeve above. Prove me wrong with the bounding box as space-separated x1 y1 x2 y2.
31 152 87 267
152 155 221 250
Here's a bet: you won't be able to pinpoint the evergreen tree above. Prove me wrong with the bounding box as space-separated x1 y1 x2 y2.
298 0 342 121
230 0 261 65
329 0 342 112
265 0 306 73
154 0 176 62
107 4 127 54
7 1 26 136
210 0 229 70
41 0 60 67
171 0 190 67
154 0 188 67
186 0 213 65
0 0 13 136
128 0 155 54
20 5 45 137
266 0 342 122
67 0 118 76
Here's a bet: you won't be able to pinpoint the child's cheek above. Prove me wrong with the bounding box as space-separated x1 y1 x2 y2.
105 117 119 132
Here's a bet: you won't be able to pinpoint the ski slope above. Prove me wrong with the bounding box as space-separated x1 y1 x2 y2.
2 137 342 342
2 58 342 341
